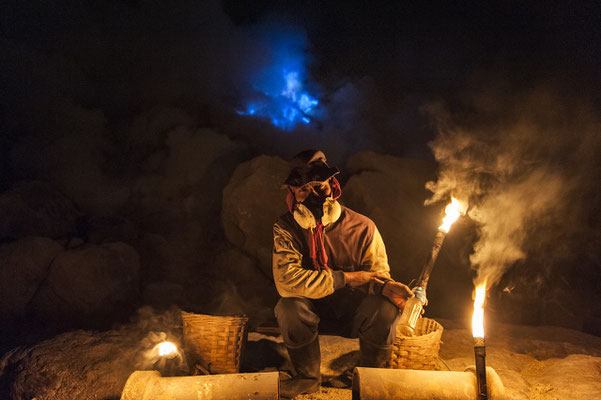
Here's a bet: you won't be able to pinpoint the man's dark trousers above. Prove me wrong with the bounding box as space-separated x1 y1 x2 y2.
275 288 400 349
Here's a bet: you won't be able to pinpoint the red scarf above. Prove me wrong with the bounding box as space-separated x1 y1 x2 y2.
286 177 342 271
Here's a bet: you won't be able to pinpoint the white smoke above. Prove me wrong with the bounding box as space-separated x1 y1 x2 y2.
425 88 600 289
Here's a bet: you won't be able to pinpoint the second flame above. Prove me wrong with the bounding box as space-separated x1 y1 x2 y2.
472 282 487 338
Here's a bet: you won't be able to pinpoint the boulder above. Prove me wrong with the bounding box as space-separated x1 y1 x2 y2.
212 247 279 325
0 237 63 319
0 330 140 400
81 215 139 244
142 281 187 309
221 155 289 275
213 247 273 298
0 181 81 240
0 308 184 400
125 107 195 151
132 232 210 286
129 127 247 238
30 242 140 324
126 126 249 285
343 152 474 318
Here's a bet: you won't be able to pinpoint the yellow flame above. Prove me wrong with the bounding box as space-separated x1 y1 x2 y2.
158 341 177 357
438 197 466 232
472 282 487 338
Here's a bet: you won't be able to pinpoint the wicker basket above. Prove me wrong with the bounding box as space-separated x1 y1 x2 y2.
181 311 249 374
388 317 443 370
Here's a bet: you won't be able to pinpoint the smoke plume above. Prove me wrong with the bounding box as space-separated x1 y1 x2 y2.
425 87 601 289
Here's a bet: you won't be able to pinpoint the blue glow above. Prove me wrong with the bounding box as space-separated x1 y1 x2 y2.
237 32 320 130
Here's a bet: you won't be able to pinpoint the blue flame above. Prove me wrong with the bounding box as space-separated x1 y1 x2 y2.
237 33 320 130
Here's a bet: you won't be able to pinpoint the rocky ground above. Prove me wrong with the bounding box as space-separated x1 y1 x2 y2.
293 318 601 400
1 312 600 399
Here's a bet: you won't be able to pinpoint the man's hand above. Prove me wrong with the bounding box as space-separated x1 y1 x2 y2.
343 271 388 288
381 281 414 309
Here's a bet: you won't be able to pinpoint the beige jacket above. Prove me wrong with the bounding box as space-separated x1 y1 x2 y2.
273 198 391 299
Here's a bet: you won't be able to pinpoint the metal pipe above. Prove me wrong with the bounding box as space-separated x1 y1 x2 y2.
417 228 446 288
120 370 280 400
397 229 446 336
352 366 506 400
474 337 488 400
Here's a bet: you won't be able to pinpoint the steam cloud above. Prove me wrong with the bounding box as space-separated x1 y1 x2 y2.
425 88 601 289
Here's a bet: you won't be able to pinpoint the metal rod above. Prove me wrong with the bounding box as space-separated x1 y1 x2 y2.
417 229 446 288
397 228 447 336
474 337 488 400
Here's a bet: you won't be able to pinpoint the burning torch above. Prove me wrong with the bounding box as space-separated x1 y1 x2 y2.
397 198 466 336
473 282 488 400
353 277 507 399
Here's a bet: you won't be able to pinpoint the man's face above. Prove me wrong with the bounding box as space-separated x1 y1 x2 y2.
292 180 332 203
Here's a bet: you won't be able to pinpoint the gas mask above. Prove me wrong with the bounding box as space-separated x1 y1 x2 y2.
303 192 328 220
300 182 331 221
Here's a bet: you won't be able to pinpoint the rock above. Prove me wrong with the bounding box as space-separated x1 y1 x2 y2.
0 181 81 240
30 242 140 324
142 281 187 309
129 127 247 239
343 152 475 318
125 126 249 285
132 232 211 286
0 308 185 400
66 237 85 249
81 215 139 244
125 107 196 151
221 155 290 275
0 330 140 400
212 247 279 325
0 237 63 319
213 247 274 298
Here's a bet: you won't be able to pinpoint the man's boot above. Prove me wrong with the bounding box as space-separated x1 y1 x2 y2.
324 336 393 389
359 335 393 368
280 336 321 399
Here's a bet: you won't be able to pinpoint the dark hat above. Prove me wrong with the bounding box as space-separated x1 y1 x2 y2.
284 150 340 187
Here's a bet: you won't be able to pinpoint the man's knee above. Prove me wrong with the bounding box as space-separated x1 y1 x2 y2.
275 297 307 324
275 297 320 346
374 296 401 326
355 295 400 344
361 295 399 325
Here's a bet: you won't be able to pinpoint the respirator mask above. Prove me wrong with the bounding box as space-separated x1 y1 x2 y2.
301 181 331 220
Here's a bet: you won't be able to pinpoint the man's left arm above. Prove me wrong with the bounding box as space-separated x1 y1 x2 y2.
361 226 391 280
361 226 413 308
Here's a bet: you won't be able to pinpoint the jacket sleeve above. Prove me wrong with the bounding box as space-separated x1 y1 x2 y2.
273 222 346 299
360 226 393 295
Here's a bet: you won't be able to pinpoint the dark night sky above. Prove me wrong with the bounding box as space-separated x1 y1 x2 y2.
2 2 600 158
224 1 601 98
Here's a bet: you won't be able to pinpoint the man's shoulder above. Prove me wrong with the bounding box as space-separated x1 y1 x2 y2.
340 205 376 228
274 212 296 230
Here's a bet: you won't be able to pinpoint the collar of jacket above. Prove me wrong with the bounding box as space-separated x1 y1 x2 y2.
293 197 342 229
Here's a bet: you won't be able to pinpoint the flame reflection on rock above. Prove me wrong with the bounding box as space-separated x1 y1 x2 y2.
158 341 177 357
